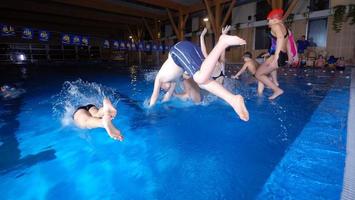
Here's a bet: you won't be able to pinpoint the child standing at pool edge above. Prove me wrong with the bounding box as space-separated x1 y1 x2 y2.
149 32 249 121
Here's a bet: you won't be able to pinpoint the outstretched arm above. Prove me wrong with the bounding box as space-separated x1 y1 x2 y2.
149 76 162 107
162 82 176 102
232 63 248 79
200 28 208 58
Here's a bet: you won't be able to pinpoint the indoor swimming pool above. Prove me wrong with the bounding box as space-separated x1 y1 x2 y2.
0 65 351 199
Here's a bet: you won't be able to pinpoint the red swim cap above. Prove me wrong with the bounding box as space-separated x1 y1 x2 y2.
267 9 284 20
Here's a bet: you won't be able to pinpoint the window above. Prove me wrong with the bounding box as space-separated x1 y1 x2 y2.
255 26 270 50
222 6 232 25
307 18 327 48
309 0 329 12
255 0 271 21
185 18 192 33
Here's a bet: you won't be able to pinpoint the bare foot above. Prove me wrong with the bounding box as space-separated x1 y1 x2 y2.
269 89 284 100
103 98 117 118
230 95 249 121
219 34 246 47
102 115 123 141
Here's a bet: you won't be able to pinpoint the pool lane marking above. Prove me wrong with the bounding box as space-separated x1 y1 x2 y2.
341 67 355 200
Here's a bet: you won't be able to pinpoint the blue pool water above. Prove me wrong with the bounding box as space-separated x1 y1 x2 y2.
0 66 351 199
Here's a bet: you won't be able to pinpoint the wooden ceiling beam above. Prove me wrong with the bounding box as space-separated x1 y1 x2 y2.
167 9 180 39
221 0 236 28
143 18 156 41
283 0 300 20
0 10 129 30
50 0 164 19
0 0 142 25
134 0 188 11
187 0 232 14
204 0 217 34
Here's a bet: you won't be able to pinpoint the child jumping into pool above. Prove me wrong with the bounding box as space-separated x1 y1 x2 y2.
200 26 230 85
73 98 123 141
149 33 249 121
232 52 265 96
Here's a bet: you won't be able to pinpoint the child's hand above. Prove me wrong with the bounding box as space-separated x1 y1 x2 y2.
221 25 231 35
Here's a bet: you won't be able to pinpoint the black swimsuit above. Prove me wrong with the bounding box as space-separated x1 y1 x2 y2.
269 30 289 67
73 104 96 118
212 71 225 80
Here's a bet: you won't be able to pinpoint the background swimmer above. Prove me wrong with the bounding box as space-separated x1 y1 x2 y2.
232 52 265 96
173 73 201 103
0 84 25 99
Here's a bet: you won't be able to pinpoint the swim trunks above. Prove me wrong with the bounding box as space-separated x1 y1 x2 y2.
212 71 225 80
277 51 288 67
170 41 205 76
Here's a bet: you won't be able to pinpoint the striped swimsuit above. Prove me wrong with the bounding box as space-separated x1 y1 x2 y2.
169 41 205 76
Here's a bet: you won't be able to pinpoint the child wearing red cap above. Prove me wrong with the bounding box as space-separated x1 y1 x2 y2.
255 8 288 100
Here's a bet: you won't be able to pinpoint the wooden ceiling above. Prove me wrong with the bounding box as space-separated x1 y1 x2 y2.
0 0 237 39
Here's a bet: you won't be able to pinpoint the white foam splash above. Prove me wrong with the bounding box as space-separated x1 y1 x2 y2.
52 79 120 126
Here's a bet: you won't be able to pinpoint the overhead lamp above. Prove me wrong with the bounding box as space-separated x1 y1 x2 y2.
203 17 209 22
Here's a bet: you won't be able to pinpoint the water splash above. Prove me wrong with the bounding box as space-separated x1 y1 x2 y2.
270 101 289 142
52 79 120 126
144 71 158 82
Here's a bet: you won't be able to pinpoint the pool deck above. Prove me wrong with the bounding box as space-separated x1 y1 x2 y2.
342 67 355 200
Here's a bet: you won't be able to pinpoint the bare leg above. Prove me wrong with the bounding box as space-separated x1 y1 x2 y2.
102 115 123 141
88 98 117 118
103 98 117 118
88 107 104 118
192 34 248 120
271 70 279 86
257 81 265 96
74 110 123 141
255 60 283 100
194 35 246 84
199 80 249 121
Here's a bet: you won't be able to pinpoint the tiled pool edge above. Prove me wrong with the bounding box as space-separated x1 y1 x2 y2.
341 68 355 200
256 70 350 199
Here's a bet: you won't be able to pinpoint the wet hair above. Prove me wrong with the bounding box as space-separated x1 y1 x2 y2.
243 52 252 58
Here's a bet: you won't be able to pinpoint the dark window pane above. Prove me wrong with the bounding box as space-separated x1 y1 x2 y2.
256 0 272 21
255 26 270 50
307 18 327 47
309 0 329 12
